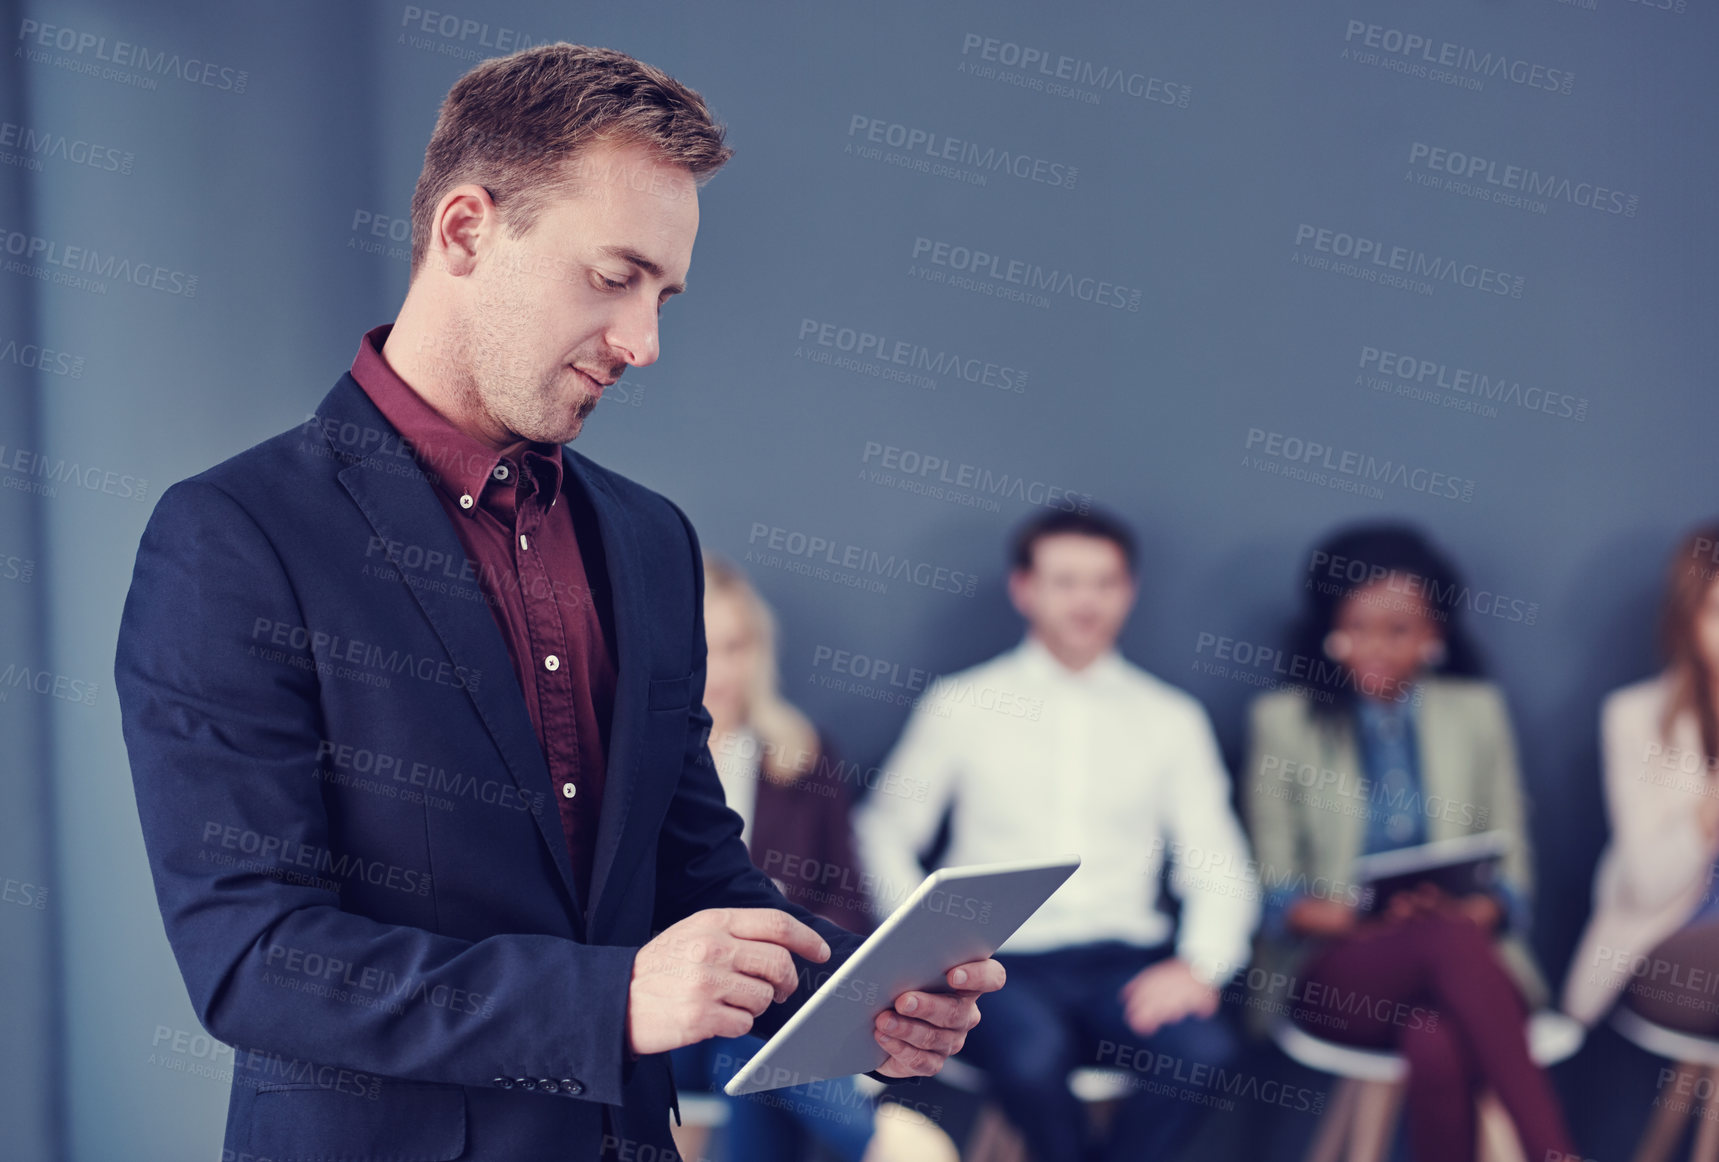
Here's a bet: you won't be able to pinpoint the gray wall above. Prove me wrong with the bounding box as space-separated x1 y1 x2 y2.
1 1 1713 1158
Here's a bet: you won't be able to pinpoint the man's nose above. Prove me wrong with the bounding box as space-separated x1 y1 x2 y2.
610 300 660 368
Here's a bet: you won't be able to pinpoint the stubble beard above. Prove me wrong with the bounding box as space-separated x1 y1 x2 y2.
494 362 599 446
451 299 602 447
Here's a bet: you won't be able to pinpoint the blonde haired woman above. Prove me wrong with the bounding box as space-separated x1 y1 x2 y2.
670 556 953 1162
697 555 872 934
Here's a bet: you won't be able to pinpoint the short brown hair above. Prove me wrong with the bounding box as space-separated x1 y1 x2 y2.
1010 508 1137 575
408 43 733 276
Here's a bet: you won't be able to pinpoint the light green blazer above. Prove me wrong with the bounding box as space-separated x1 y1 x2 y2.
1239 676 1548 1038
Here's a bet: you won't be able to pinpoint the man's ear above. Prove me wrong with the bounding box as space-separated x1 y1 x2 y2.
429 183 496 277
1006 567 1033 620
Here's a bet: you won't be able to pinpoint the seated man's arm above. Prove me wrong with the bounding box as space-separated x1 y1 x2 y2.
851 681 962 929
116 479 638 1105
1164 702 1262 983
1123 701 1261 1036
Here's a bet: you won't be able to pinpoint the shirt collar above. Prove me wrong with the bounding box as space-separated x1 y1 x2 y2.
1014 632 1126 684
1357 687 1418 732
349 323 565 510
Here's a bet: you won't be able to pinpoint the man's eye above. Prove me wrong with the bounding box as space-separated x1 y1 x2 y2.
595 272 627 290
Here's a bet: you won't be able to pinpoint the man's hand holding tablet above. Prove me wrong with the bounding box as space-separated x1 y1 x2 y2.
625 905 1002 1080
870 958 1006 1078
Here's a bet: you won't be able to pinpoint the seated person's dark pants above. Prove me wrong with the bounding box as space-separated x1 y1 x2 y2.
1291 912 1574 1162
957 940 1238 1162
1623 917 1719 1036
669 1035 875 1162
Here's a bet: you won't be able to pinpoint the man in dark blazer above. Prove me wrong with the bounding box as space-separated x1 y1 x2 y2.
114 44 999 1162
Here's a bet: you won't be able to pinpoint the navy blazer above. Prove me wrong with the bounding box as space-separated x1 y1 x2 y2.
114 371 877 1162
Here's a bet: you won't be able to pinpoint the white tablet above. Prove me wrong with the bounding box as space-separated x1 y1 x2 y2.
1351 830 1511 916
723 854 1081 1096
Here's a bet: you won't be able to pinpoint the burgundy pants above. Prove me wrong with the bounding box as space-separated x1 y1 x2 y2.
1291 912 1575 1162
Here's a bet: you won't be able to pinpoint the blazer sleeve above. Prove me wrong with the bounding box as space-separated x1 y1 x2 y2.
820 751 878 938
115 479 640 1106
794 738 877 938
1242 694 1306 943
1471 684 1536 936
1600 686 1712 912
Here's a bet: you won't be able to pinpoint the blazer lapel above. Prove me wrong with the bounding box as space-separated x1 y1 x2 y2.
1318 714 1367 876
318 376 586 935
1415 680 1466 843
561 450 650 937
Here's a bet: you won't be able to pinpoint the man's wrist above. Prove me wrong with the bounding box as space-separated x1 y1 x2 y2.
1181 956 1228 989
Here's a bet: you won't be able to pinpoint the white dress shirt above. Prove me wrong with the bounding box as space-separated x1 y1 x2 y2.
853 634 1259 982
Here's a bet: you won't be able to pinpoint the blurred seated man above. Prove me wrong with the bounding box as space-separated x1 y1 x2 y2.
854 509 1258 1162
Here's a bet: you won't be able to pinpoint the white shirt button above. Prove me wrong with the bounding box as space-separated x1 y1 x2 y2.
458 493 474 510
493 464 510 481
562 783 577 799
519 534 529 551
544 654 560 671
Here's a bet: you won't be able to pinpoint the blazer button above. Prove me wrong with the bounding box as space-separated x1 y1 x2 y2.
537 1078 558 1093
493 1077 514 1089
518 1077 537 1090
562 1079 584 1096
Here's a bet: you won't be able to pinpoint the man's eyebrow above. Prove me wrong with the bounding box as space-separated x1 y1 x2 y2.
598 245 686 295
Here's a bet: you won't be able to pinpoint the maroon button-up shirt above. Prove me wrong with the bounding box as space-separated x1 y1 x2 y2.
350 324 617 912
